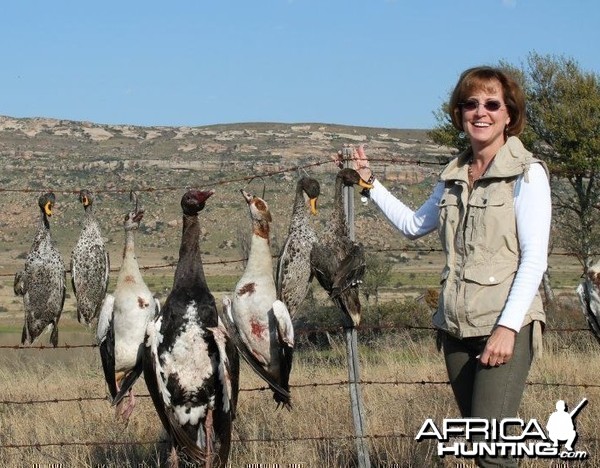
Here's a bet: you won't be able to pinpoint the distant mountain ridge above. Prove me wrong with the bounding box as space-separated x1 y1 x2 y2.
0 115 453 275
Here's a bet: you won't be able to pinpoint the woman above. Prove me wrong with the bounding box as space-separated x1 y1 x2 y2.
343 66 551 467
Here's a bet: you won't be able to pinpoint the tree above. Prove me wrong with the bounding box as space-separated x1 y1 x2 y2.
522 53 600 270
361 253 393 324
428 54 600 271
428 104 470 154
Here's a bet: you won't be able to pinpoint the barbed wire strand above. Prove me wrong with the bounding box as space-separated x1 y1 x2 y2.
0 245 585 278
0 155 447 195
2 432 599 451
3 377 599 407
0 321 593 351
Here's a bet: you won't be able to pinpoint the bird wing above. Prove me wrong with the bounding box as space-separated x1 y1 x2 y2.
222 316 240 419
310 242 337 293
103 249 111 294
168 419 208 464
275 237 292 299
70 257 78 299
50 271 67 347
143 316 174 431
220 296 291 403
153 297 161 318
272 300 294 347
577 281 600 343
96 294 113 342
207 324 236 416
96 294 117 399
333 286 362 328
311 240 363 327
272 300 294 409
331 242 366 298
112 342 144 407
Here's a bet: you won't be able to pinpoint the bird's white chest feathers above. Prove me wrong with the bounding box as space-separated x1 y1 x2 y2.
162 303 214 389
113 287 155 368
234 236 277 312
160 303 215 425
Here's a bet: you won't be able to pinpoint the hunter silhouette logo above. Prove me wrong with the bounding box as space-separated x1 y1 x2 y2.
546 398 587 453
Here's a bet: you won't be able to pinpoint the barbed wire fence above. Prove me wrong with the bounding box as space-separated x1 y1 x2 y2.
1 339 600 451
1 341 599 452
1 154 597 461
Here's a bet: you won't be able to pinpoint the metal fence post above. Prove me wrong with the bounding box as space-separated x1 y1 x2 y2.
342 147 371 468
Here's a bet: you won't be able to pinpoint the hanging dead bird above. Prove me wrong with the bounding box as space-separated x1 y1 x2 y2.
223 189 294 409
276 177 320 319
97 191 159 422
310 168 373 327
14 192 66 347
71 189 110 325
143 189 239 468
576 260 600 344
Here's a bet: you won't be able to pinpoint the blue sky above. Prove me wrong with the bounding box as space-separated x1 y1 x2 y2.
1 0 598 130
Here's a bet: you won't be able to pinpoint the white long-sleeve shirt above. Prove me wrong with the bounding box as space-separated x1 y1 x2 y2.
368 163 551 332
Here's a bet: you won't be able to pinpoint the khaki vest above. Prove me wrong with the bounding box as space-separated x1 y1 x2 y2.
433 137 547 338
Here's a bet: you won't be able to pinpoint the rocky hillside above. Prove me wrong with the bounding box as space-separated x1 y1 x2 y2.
0 115 454 277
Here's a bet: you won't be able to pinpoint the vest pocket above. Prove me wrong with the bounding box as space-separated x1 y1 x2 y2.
462 262 517 328
465 189 512 245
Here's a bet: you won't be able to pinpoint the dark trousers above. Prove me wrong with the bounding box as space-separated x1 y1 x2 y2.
441 323 533 468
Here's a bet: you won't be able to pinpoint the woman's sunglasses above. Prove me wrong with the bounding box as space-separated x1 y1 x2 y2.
459 99 505 112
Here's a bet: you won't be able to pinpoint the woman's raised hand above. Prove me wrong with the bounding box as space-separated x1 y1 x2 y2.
332 144 373 182
352 145 373 182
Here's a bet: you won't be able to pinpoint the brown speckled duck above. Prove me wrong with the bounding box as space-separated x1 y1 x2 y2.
14 192 66 347
276 177 320 319
71 189 110 326
310 168 372 327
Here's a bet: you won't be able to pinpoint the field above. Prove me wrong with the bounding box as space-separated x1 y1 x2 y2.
0 233 596 468
1 117 598 466
1 269 598 467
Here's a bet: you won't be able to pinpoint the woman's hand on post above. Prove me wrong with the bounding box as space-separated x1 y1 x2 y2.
353 145 373 182
332 144 373 182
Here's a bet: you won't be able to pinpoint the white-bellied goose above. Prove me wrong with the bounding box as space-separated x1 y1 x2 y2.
71 189 110 325
143 189 239 468
14 192 66 347
310 168 372 327
223 189 294 409
97 192 159 421
276 177 320 318
576 260 600 344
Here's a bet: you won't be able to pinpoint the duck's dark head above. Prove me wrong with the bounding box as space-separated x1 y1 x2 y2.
241 189 272 224
181 189 215 216
78 189 94 210
38 192 56 217
299 177 320 215
124 191 144 231
337 168 373 190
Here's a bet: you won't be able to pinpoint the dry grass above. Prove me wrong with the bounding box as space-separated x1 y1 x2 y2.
1 320 599 467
